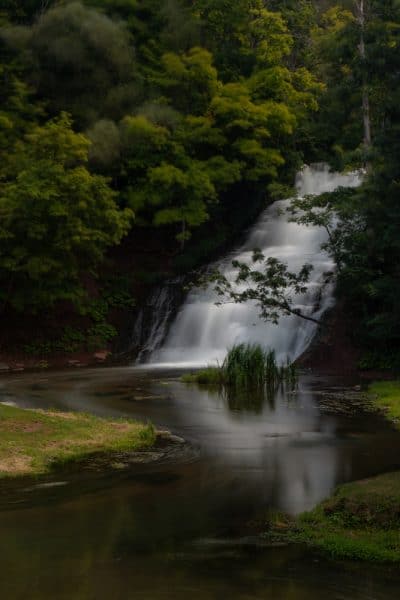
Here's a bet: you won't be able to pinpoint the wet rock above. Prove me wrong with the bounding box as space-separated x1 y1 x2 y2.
12 363 25 372
0 363 10 372
157 430 185 444
67 360 87 368
24 481 68 492
314 389 373 416
94 350 111 362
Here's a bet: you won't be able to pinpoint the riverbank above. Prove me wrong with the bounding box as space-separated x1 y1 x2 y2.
0 403 158 478
369 381 400 425
0 350 115 374
276 472 400 562
266 380 400 563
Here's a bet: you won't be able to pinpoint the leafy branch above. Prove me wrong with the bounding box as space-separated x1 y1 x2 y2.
211 250 321 325
287 188 365 272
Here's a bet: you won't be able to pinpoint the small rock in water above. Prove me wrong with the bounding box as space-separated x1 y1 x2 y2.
110 462 129 470
68 360 80 366
67 360 87 368
35 481 68 489
24 481 68 492
157 430 185 444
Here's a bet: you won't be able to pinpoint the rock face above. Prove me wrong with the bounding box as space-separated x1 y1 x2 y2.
118 277 187 363
297 302 360 374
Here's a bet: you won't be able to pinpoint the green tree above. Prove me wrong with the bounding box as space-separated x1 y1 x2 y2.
289 1 400 362
309 0 399 165
193 0 293 79
120 113 220 246
1 1 138 126
156 47 219 115
0 114 133 312
0 1 56 25
0 63 41 178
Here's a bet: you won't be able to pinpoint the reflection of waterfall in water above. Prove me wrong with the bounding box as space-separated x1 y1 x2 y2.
149 165 361 367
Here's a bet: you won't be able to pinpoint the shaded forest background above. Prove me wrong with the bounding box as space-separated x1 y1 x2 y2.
0 1 399 369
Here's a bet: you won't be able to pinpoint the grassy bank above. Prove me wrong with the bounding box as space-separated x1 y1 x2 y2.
0 403 156 478
265 381 400 563
281 473 400 562
369 380 400 426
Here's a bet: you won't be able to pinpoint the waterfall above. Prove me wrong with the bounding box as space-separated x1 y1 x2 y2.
147 164 361 367
128 278 186 363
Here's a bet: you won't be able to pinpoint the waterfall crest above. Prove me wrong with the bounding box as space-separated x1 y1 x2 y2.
147 164 361 367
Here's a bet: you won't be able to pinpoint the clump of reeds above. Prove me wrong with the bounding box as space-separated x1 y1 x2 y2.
223 343 276 388
181 343 297 389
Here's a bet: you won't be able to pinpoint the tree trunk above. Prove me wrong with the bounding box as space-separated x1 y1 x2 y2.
180 218 186 251
355 0 372 149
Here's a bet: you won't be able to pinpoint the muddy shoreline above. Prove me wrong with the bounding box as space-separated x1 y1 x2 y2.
0 430 199 511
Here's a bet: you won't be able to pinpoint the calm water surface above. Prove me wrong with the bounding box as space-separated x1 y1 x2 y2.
0 367 400 599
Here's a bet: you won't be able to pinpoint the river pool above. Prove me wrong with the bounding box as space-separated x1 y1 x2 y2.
0 367 399 599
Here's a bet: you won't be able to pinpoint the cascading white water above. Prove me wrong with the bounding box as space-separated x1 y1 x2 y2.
149 165 361 367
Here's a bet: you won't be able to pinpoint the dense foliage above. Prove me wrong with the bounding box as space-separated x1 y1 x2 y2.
0 0 322 316
0 1 399 365
293 0 400 367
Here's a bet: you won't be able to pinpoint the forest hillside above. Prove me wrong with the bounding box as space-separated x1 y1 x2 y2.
0 1 399 371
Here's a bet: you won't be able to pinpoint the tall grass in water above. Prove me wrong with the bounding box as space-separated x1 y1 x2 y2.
223 344 275 387
182 343 297 388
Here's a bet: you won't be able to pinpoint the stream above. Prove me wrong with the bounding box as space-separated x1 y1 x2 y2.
1 366 400 599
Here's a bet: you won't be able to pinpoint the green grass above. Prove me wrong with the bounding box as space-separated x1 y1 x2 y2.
182 344 296 388
270 472 400 563
181 366 224 385
369 380 400 426
0 403 156 478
